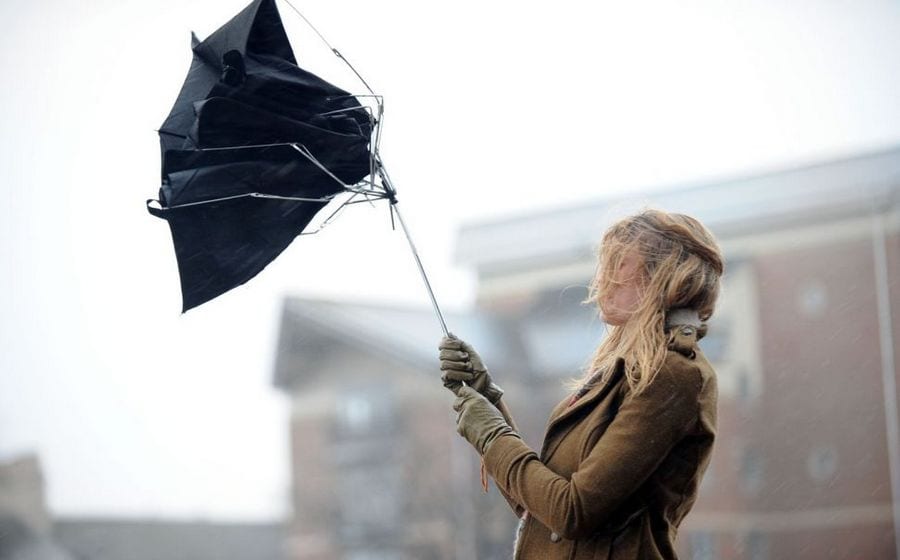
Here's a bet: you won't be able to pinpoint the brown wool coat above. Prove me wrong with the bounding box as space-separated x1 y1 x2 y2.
483 326 717 560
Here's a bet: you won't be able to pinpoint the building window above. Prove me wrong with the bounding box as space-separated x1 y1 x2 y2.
807 445 839 482
797 279 827 317
340 395 373 431
332 385 396 439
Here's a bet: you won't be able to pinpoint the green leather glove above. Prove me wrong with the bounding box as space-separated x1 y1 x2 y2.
439 335 504 405
452 385 520 455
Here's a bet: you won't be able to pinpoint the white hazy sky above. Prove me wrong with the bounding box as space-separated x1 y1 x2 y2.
1 0 900 521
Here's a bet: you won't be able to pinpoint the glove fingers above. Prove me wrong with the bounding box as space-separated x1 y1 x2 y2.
440 359 472 372
439 349 469 361
439 336 464 351
442 370 474 383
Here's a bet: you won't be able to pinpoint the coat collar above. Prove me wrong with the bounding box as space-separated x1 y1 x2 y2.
539 359 627 461
546 358 626 433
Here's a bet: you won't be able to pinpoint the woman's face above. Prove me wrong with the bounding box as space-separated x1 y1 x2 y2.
598 251 646 326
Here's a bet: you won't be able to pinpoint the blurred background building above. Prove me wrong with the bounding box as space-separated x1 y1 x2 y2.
0 454 284 560
274 145 900 559
0 453 73 560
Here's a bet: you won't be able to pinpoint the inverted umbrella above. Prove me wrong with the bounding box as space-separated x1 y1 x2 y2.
148 0 398 313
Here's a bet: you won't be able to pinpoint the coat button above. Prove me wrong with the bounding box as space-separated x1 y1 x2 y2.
550 531 561 543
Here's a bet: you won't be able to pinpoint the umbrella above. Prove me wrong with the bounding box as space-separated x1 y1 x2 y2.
148 0 392 313
147 0 519 493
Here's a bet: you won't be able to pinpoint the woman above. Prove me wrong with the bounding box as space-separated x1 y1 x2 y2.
439 208 724 559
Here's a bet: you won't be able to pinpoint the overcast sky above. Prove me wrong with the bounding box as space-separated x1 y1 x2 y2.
2 0 900 521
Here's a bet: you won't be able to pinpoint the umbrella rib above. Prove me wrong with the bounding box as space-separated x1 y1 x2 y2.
317 103 377 119
154 192 339 211
196 142 377 195
288 142 382 198
344 197 386 206
297 192 359 236
281 0 375 95
313 192 358 227
250 193 338 202
197 142 306 152
289 143 349 189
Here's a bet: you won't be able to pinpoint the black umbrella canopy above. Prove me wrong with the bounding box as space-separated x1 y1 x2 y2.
150 0 374 311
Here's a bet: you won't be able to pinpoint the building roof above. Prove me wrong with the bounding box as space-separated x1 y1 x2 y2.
455 144 900 275
272 294 603 391
273 298 528 391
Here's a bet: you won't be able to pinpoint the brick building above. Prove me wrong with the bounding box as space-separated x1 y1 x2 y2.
274 145 900 559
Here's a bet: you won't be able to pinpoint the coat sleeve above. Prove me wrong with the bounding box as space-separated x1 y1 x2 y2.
494 400 546 518
482 355 703 540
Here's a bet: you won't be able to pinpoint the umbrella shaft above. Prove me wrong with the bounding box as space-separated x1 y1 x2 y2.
392 203 449 337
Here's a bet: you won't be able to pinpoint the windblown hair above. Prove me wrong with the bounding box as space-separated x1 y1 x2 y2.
568 208 725 394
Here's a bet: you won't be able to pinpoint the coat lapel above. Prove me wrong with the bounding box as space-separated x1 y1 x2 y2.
548 359 625 430
540 360 626 461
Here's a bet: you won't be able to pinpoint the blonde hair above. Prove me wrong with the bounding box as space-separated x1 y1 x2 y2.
568 208 725 394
